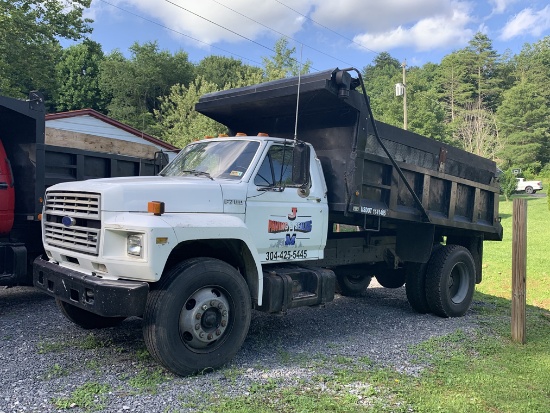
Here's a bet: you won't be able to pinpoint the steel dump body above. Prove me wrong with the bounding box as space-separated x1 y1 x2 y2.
0 93 168 287
196 69 502 242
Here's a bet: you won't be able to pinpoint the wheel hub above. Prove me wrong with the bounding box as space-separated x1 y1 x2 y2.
449 263 468 304
179 288 230 349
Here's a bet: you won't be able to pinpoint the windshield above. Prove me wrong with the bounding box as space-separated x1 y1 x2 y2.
160 140 260 180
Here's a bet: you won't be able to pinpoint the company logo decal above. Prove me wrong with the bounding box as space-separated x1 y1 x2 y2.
288 207 297 220
267 207 313 249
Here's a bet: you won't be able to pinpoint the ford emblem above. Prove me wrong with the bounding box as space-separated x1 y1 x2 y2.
62 216 76 227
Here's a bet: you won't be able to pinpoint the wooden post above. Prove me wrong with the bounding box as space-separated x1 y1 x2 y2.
512 198 527 344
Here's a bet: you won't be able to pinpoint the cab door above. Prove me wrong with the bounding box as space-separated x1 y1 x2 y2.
245 142 327 263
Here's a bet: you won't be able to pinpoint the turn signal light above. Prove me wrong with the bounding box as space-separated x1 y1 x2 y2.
257 132 269 137
236 132 247 136
148 201 165 216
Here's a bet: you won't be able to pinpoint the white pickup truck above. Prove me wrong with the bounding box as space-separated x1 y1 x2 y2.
516 178 543 194
33 69 503 376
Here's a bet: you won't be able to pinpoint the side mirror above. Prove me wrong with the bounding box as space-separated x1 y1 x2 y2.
292 142 310 187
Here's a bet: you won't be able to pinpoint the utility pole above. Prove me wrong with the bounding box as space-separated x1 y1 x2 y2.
395 60 407 130
402 60 407 130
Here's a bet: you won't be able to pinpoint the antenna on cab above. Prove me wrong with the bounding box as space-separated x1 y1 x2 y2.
293 43 303 142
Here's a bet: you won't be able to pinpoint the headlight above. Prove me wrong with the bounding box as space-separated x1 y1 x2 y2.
127 234 143 257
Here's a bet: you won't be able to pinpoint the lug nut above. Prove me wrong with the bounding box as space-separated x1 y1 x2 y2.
195 323 200 330
222 310 227 317
217 303 223 309
195 313 202 320
216 329 221 336
207 333 213 340
210 300 216 306
221 320 227 327
202 304 208 311
199 332 205 338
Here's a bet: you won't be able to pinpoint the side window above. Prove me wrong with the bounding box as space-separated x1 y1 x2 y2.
254 145 295 187
254 154 275 186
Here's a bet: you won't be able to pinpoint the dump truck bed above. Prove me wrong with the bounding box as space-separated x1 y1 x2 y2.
196 69 502 241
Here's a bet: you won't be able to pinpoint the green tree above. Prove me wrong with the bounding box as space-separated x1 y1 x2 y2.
55 40 105 112
362 52 403 127
0 0 92 105
99 41 194 135
262 38 311 81
436 51 475 123
156 77 227 148
196 56 263 89
405 64 447 141
463 33 502 113
497 81 549 172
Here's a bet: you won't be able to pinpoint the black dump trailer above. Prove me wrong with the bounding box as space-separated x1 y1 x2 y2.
0 93 168 287
196 68 503 316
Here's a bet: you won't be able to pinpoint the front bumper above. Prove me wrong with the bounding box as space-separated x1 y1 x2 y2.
33 256 149 317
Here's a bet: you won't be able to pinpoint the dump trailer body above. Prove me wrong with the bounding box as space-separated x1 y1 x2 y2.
0 93 169 286
196 68 503 246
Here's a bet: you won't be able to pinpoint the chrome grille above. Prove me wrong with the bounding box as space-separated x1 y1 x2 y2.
44 192 100 219
43 191 101 255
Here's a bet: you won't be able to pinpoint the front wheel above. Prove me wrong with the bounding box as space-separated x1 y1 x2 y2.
143 258 251 376
56 299 126 329
425 245 475 317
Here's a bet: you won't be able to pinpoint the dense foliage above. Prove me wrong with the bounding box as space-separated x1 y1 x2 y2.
1 2 549 171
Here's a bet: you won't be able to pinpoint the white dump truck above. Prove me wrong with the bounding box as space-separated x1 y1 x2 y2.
34 69 503 376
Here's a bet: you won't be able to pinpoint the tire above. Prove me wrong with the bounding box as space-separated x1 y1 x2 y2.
56 299 126 329
532 190 537 194
405 263 430 313
334 266 372 296
425 245 475 318
375 268 406 289
525 186 534 194
143 258 251 376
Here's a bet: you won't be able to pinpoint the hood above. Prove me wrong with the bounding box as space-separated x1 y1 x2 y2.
47 176 224 213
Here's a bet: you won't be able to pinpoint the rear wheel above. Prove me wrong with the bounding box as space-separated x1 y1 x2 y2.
425 245 475 317
375 268 406 289
525 186 534 194
143 258 251 376
405 263 430 313
334 266 372 296
56 299 125 329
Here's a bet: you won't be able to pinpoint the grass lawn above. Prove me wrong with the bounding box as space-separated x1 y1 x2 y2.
206 192 550 413
478 193 550 309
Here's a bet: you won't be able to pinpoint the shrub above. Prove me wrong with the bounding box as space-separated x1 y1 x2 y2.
499 169 517 201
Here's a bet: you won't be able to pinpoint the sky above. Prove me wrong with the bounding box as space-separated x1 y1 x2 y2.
79 0 550 71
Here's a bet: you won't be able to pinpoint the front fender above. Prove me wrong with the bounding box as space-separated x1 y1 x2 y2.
158 213 264 305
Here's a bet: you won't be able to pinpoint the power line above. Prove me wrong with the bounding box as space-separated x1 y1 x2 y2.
272 0 380 56
206 0 356 69
97 0 264 66
162 0 275 54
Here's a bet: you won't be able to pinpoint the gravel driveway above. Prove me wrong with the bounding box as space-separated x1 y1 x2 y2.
0 282 481 412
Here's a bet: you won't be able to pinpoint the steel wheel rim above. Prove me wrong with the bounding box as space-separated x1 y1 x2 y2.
179 287 230 351
449 262 469 304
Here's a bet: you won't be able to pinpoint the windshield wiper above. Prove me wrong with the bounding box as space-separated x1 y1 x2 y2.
181 170 214 180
